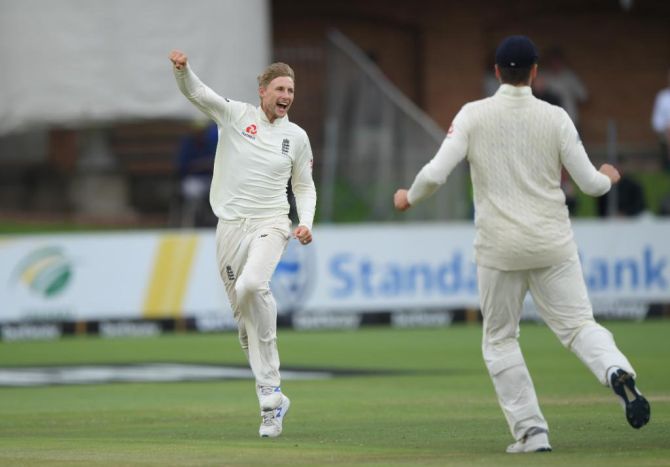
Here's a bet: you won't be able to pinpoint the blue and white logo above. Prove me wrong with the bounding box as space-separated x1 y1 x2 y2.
271 240 315 314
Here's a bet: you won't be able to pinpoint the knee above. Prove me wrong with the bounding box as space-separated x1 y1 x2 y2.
235 274 268 302
238 327 248 350
482 338 524 376
482 332 519 358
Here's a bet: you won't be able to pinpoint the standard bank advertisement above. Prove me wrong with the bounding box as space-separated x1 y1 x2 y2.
0 219 668 324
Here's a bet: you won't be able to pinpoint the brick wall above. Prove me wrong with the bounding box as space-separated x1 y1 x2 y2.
273 0 670 159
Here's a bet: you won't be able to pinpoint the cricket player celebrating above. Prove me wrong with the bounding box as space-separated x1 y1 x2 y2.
394 36 650 453
170 50 316 438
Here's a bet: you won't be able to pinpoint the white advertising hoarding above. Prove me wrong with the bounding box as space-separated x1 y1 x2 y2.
0 232 225 322
0 219 669 324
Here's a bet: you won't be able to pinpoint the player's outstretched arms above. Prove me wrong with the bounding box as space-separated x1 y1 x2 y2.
169 50 188 70
598 163 621 185
393 189 411 212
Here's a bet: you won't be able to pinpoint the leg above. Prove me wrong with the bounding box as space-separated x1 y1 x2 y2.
528 255 635 385
234 219 290 390
478 265 549 442
215 220 250 361
529 254 650 429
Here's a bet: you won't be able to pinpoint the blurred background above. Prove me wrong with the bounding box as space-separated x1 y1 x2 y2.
1 0 670 340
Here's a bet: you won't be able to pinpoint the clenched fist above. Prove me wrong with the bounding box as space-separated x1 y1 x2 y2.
169 50 188 70
393 189 411 212
293 226 313 245
599 163 621 184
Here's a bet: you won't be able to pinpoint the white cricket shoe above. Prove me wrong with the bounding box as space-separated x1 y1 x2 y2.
257 385 283 411
506 428 552 453
259 395 291 438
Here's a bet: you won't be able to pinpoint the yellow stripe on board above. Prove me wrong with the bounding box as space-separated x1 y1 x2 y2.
21 256 60 283
142 235 198 318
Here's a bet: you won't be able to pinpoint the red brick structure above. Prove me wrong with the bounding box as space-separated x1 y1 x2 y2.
273 0 670 161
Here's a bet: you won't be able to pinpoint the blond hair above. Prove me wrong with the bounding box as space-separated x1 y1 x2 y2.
257 62 295 88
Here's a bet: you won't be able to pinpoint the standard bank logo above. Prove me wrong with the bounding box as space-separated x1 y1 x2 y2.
271 239 315 313
11 246 73 298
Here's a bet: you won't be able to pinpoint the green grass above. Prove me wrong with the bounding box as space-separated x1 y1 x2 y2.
0 321 668 466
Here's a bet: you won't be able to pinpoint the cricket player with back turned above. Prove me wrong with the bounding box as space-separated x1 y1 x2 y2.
170 50 316 438
394 35 650 453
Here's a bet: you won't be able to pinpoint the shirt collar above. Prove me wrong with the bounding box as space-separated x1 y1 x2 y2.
257 106 288 126
496 83 533 98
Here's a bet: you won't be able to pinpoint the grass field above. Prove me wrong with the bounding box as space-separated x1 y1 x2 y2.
0 320 668 466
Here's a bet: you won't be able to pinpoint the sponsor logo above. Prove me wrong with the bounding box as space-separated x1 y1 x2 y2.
292 313 361 330
281 138 290 156
271 239 316 313
242 123 257 140
1 323 62 341
11 246 73 298
195 312 238 332
392 310 452 328
99 321 161 338
582 246 667 291
329 251 478 298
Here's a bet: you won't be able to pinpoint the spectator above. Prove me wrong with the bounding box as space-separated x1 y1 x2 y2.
659 192 670 216
597 175 647 217
532 74 562 107
651 67 670 171
482 51 499 97
176 120 218 227
542 47 588 129
541 48 587 213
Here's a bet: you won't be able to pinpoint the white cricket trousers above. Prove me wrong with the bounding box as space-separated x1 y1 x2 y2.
478 254 635 441
215 216 291 388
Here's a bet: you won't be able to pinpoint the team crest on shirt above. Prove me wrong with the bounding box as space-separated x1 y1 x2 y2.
281 138 290 156
241 123 257 140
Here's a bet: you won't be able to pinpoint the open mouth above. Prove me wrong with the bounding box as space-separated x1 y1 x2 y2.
277 102 289 111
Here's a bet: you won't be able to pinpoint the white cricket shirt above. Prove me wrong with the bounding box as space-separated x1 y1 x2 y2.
408 84 611 271
174 65 316 229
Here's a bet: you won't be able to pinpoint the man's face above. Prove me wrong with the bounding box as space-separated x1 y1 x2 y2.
259 76 294 122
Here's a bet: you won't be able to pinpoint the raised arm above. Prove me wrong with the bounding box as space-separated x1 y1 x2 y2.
169 49 235 125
